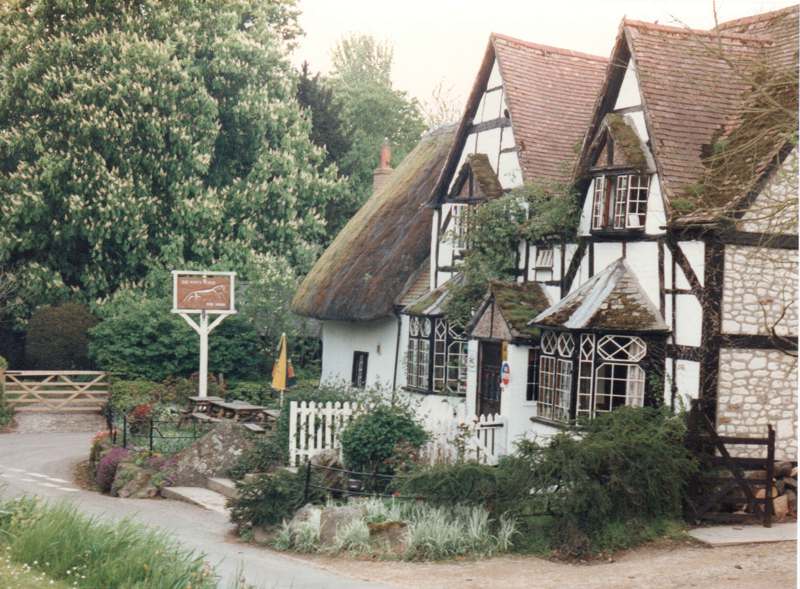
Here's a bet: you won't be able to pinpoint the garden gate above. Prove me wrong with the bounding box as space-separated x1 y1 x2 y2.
2 371 109 412
684 400 776 527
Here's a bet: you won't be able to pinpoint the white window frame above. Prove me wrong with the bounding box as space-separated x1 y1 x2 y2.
592 174 651 231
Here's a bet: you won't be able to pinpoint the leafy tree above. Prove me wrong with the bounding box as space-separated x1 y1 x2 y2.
0 0 341 322
296 61 354 239
328 34 426 227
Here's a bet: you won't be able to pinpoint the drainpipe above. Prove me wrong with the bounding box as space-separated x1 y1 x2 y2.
391 309 402 403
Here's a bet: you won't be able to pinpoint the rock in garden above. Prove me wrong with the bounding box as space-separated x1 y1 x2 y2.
111 463 154 498
310 449 347 495
368 520 408 555
168 422 255 487
290 503 321 528
319 505 365 546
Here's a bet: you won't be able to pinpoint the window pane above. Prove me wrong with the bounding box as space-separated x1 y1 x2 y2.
592 177 605 229
613 175 628 228
626 175 650 228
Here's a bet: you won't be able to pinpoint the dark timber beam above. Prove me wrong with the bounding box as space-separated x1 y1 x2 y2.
468 117 511 134
664 234 704 302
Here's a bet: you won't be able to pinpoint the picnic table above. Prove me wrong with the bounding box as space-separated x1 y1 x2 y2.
208 399 270 423
187 396 224 414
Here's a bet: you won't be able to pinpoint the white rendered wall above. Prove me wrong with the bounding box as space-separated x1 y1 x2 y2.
320 318 399 391
499 344 539 446
614 58 641 110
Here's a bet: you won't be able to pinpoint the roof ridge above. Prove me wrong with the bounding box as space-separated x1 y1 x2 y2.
715 4 799 30
623 18 773 45
490 32 608 63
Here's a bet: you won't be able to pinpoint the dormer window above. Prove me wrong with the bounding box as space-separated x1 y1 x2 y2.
591 174 651 231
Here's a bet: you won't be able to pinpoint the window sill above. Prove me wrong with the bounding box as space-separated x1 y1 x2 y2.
529 416 571 430
401 386 466 398
590 228 645 237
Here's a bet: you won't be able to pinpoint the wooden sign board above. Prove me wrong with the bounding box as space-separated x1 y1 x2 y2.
172 271 236 314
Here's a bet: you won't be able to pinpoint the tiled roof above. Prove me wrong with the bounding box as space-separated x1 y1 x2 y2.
397 260 430 307
616 6 798 214
431 35 607 203
624 21 764 206
492 34 608 185
530 259 669 332
291 126 455 321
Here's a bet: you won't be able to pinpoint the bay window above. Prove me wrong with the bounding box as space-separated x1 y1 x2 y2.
538 330 653 423
591 174 651 231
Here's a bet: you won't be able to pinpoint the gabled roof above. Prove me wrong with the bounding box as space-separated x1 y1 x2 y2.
431 34 607 204
450 153 504 200
576 6 798 220
291 126 455 321
530 259 669 332
468 280 552 341
588 112 654 172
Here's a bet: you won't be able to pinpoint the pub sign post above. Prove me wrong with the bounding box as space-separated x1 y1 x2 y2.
171 271 236 398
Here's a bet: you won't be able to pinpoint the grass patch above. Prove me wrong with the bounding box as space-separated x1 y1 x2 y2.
0 497 217 589
0 552 71 589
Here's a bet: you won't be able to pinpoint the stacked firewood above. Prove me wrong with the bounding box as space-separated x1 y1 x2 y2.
749 461 797 522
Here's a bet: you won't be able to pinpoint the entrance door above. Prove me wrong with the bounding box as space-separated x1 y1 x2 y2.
478 341 502 416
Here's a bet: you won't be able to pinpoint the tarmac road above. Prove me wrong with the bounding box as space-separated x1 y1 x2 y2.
0 428 388 589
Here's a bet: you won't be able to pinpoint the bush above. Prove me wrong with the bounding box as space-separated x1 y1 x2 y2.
0 497 216 588
226 380 273 406
95 447 130 492
25 302 97 369
107 379 158 415
89 293 263 381
229 469 325 529
340 405 428 475
517 407 696 556
399 462 498 506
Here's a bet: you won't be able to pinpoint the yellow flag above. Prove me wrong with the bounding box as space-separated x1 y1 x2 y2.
271 333 288 391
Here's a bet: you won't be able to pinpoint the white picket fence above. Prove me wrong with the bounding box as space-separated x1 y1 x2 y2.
288 400 508 467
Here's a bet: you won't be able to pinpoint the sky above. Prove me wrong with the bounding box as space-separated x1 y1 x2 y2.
292 0 797 110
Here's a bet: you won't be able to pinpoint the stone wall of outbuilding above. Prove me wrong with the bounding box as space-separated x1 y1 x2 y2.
716 347 797 461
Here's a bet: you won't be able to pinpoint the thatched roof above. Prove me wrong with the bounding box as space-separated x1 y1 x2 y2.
292 126 455 321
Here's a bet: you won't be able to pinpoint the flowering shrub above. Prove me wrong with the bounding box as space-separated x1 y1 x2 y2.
89 430 114 474
95 447 130 492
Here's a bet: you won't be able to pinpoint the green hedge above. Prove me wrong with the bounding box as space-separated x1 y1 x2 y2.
25 302 97 369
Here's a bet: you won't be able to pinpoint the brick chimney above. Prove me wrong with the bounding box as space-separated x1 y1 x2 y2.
372 139 392 194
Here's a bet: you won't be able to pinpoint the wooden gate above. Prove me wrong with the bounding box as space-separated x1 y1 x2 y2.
2 371 109 412
685 400 776 527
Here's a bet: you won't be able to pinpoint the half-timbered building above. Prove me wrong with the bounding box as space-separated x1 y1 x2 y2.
512 6 798 458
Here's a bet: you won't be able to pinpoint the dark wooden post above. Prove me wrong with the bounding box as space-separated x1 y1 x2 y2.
148 417 154 455
765 424 775 528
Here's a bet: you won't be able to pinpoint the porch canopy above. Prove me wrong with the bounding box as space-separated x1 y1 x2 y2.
468 280 552 342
